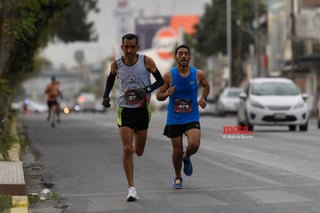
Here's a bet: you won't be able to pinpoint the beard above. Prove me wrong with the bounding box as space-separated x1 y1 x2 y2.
179 60 188 67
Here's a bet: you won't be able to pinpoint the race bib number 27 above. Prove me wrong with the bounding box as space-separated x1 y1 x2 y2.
174 99 192 113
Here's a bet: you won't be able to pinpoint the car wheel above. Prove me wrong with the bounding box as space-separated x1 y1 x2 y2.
289 125 296 131
247 123 254 131
217 108 226 117
299 122 308 131
237 118 245 127
245 111 254 131
220 111 227 117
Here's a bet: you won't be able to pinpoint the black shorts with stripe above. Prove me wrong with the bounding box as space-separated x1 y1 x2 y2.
117 105 151 130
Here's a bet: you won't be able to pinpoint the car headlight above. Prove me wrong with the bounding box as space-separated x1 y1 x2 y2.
294 101 305 109
250 100 264 109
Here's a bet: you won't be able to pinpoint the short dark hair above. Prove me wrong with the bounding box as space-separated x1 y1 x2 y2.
122 33 138 44
175 44 190 55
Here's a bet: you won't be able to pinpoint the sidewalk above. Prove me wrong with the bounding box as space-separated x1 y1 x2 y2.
0 117 29 213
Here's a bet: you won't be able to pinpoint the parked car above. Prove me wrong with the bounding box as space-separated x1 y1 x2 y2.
237 77 309 131
95 100 107 113
216 87 243 115
24 100 48 113
199 98 217 116
77 93 96 112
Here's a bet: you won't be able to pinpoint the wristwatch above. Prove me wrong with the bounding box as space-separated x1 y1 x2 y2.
146 86 152 93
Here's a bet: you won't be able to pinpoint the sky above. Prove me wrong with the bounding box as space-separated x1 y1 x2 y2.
40 0 212 68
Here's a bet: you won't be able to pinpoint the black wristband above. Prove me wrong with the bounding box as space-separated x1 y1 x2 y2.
202 96 207 101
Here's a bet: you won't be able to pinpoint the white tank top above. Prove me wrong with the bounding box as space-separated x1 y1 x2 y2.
116 54 151 108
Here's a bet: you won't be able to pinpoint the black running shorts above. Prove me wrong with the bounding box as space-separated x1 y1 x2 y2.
117 105 151 130
163 121 200 138
47 100 58 108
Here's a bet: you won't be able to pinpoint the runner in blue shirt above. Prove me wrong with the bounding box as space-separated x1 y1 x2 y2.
156 44 210 189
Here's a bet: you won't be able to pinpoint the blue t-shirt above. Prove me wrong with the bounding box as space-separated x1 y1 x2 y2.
166 66 199 125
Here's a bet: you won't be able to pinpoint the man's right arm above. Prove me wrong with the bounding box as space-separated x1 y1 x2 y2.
102 62 117 108
44 85 49 94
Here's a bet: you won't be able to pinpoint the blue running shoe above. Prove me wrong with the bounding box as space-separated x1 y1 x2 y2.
183 157 193 176
172 177 183 189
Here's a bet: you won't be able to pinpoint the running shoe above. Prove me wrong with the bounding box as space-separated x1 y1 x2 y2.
183 157 193 176
172 177 183 189
126 186 139 202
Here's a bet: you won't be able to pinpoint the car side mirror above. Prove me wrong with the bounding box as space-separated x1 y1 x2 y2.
302 93 309 101
239 92 247 100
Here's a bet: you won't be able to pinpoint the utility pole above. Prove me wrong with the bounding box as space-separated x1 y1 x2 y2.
290 0 296 81
236 1 242 86
254 0 261 77
227 0 232 86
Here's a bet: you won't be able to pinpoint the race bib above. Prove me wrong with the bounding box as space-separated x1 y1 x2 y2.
174 99 192 113
125 90 139 105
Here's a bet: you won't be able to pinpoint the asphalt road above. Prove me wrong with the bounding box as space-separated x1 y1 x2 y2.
19 111 320 213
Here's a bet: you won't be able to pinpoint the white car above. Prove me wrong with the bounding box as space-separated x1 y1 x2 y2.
216 87 243 115
199 98 217 116
237 77 309 131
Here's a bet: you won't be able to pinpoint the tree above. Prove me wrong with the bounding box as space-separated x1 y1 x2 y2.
0 0 99 135
50 0 99 42
193 0 266 86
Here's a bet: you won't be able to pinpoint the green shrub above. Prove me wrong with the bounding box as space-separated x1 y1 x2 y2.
0 196 11 213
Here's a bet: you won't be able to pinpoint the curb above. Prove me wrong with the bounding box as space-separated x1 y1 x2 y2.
9 117 29 213
10 196 29 213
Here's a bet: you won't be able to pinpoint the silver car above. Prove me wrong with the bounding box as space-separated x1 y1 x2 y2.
216 87 243 115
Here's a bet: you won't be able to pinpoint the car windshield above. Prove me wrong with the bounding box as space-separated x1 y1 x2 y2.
252 82 300 96
227 90 242 97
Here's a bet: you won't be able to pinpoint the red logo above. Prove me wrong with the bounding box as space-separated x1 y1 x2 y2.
223 125 253 139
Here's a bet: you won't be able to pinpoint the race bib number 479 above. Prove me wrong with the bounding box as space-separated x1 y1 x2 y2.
174 99 192 113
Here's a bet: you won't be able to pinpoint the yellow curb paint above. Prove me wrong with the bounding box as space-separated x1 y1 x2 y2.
11 196 28 208
8 143 21 162
8 117 29 213
10 207 29 213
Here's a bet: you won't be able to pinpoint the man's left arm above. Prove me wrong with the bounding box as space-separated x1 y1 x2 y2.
197 70 210 108
144 56 164 93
